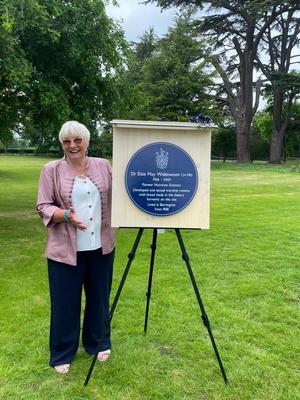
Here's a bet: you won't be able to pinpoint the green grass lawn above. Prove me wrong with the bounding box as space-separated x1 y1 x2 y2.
0 155 299 400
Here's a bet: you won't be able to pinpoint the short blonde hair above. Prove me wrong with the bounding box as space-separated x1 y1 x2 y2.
58 121 90 144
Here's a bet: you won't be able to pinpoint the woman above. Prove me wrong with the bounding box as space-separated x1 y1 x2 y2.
36 121 115 374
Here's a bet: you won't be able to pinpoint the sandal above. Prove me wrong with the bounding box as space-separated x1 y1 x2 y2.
97 349 111 362
54 364 70 374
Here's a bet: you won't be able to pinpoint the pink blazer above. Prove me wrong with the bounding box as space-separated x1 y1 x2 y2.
36 157 115 266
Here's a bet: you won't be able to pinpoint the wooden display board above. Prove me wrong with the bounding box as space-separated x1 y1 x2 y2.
111 120 212 229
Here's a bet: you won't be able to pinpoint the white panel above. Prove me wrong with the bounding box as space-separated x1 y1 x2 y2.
111 120 212 229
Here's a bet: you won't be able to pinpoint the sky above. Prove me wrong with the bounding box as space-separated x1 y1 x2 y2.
106 0 178 42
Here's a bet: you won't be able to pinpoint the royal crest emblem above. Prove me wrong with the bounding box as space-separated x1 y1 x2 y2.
156 148 168 169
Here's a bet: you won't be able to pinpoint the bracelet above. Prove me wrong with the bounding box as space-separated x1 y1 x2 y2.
63 208 70 224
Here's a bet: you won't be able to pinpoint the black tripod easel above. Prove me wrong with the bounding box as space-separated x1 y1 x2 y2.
84 228 228 386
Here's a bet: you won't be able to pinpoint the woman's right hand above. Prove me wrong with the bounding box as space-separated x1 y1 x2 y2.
67 207 87 231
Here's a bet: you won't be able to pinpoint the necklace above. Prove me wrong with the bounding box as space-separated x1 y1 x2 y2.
65 157 87 178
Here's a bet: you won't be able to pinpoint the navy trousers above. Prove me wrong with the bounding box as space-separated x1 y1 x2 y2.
47 248 114 367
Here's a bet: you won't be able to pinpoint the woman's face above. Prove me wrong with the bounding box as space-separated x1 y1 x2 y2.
62 136 88 161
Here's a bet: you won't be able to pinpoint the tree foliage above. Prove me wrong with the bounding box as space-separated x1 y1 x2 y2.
123 11 218 122
0 1 32 145
212 125 236 162
0 0 129 151
115 28 159 121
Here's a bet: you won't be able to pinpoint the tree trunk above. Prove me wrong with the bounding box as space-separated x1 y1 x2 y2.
235 50 253 163
236 119 251 162
269 87 290 164
270 87 283 163
269 131 284 164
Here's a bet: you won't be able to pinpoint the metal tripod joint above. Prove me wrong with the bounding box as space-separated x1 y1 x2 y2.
201 312 210 328
128 251 135 261
181 251 189 263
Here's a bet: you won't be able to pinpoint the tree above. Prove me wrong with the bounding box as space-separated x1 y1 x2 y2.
115 28 159 121
125 11 218 122
0 1 32 146
256 10 300 163
212 125 236 162
0 0 129 151
132 27 159 64
256 101 300 161
145 0 300 162
284 102 300 159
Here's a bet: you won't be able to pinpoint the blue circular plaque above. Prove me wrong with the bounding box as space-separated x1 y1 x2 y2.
125 142 198 216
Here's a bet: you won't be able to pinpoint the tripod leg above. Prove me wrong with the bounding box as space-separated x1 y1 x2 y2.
175 229 228 384
144 228 158 334
84 228 144 386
